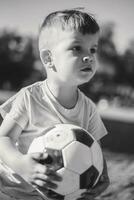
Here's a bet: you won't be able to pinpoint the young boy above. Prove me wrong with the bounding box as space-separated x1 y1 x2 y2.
0 9 109 200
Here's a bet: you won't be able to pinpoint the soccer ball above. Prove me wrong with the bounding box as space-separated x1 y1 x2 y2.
28 124 104 200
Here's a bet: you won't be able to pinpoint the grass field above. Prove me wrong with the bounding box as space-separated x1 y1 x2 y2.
98 108 134 199
97 150 134 200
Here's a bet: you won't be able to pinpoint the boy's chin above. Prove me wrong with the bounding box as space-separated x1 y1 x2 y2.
78 77 93 86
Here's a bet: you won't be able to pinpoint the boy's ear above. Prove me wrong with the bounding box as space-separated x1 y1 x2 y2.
40 49 53 67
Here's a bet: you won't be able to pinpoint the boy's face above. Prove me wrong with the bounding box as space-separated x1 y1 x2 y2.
49 30 99 86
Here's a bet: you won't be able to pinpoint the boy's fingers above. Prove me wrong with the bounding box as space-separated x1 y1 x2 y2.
39 154 53 165
33 164 62 181
31 152 53 165
33 163 53 174
32 172 62 182
30 152 44 160
32 179 57 189
30 152 48 160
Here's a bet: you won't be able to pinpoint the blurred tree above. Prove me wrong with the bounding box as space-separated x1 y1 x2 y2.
0 30 36 90
121 40 134 86
98 23 117 60
97 23 119 82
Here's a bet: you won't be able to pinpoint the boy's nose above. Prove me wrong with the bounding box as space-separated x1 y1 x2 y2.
82 56 93 63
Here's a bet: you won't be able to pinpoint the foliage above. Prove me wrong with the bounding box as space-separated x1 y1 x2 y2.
0 30 36 90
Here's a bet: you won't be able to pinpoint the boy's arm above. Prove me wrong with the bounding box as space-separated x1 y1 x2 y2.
0 115 62 193
0 115 26 174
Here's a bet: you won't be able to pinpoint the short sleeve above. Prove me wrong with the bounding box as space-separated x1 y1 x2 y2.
88 104 108 141
0 89 28 129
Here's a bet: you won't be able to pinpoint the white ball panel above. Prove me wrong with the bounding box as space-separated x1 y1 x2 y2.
63 141 92 174
44 127 75 150
28 137 45 153
54 168 79 195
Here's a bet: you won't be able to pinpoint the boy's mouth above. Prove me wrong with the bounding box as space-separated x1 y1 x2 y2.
80 66 92 72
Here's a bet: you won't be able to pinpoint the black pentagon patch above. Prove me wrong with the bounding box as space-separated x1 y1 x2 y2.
80 165 99 188
72 128 94 148
44 148 64 171
44 189 65 200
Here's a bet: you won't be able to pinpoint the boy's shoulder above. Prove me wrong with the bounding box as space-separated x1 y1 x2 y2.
8 81 46 106
22 81 44 92
0 81 45 118
20 81 45 97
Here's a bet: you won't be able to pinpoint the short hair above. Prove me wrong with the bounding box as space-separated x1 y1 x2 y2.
39 9 100 51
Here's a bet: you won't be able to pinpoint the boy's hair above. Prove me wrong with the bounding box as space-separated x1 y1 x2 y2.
39 9 100 51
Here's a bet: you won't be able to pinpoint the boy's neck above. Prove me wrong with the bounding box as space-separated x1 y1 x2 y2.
46 79 78 109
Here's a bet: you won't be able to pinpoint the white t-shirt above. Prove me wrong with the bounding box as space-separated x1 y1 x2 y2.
0 80 108 199
0 80 107 154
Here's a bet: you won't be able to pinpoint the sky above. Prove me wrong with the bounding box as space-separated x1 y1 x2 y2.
1 0 134 53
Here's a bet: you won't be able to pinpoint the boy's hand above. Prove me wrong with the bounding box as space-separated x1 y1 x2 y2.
31 153 63 200
77 158 110 200
19 153 62 192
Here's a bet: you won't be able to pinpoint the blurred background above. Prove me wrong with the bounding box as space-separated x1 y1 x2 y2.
0 0 134 199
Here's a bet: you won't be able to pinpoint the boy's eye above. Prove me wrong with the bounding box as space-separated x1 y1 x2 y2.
72 46 81 52
90 48 97 54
